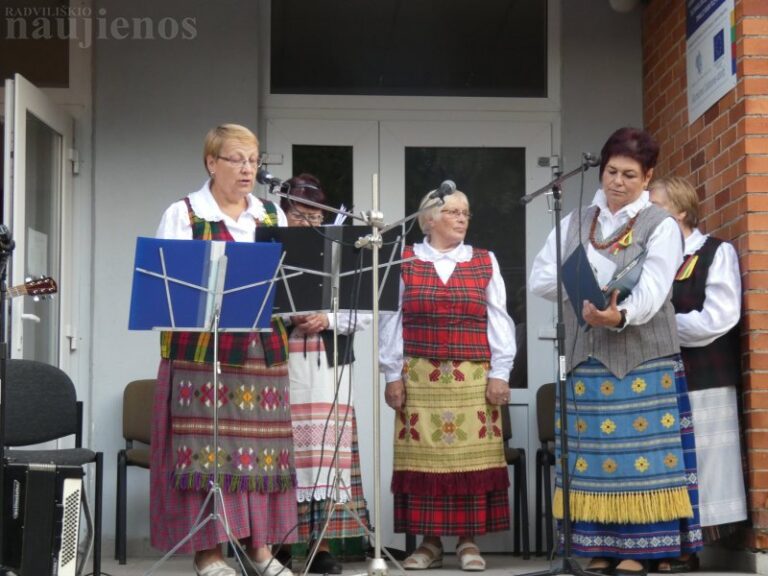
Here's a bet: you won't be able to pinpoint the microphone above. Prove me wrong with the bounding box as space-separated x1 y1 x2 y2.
583 153 601 168
256 167 282 188
428 180 457 201
0 225 15 252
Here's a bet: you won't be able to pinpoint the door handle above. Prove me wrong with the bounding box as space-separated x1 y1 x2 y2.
21 313 41 323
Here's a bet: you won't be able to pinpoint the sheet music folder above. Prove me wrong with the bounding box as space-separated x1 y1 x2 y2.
562 244 646 327
255 225 403 313
128 237 282 332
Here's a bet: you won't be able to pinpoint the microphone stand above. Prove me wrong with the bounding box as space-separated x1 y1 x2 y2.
518 155 599 576
0 228 15 575
261 169 445 576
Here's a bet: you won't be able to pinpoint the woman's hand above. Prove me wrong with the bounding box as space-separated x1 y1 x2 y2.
293 313 329 335
582 289 624 328
486 377 510 405
385 379 406 410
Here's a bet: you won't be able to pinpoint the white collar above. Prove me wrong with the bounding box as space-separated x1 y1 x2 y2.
415 238 473 262
684 228 707 255
188 180 267 222
592 188 651 218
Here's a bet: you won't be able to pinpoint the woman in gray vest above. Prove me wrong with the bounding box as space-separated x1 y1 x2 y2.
650 176 746 572
529 127 702 576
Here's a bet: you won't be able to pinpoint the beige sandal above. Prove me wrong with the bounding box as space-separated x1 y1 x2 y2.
456 542 486 572
402 542 444 570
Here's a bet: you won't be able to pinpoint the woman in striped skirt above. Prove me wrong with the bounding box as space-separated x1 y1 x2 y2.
529 127 702 576
650 175 746 572
279 175 372 574
380 189 516 571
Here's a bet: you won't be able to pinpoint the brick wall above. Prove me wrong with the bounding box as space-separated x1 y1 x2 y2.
642 0 768 548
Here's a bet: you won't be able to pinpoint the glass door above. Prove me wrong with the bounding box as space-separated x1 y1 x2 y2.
3 73 74 368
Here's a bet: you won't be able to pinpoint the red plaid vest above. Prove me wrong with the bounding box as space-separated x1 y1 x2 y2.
401 245 492 361
160 197 288 367
672 236 741 391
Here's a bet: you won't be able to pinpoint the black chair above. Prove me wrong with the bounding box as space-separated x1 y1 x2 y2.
500 404 530 559
115 378 154 565
4 358 103 576
534 383 556 557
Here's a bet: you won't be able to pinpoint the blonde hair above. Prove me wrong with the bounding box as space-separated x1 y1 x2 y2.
203 124 259 175
650 175 699 229
417 189 469 234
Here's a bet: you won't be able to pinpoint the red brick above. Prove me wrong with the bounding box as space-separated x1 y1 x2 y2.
744 392 768 410
746 117 768 135
744 313 768 331
743 0 768 16
747 138 768 154
748 157 768 174
742 19 768 35
747 177 768 193
745 78 768 97
744 38 768 56
743 59 768 76
747 430 768 450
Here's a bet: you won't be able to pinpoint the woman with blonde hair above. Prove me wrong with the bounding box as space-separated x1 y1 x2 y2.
650 175 746 572
151 124 296 576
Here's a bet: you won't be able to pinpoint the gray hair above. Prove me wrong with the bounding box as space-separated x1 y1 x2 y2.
417 189 469 234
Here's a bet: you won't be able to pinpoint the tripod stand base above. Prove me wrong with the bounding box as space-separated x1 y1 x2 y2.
519 556 606 576
366 556 388 576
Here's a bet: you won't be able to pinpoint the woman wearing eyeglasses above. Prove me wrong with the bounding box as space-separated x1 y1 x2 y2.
151 124 296 576
379 190 516 571
276 174 372 574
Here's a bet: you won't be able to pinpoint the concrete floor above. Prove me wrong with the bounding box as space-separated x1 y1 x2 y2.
98 551 761 576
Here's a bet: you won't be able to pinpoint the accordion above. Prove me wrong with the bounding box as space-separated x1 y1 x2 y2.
2 462 83 576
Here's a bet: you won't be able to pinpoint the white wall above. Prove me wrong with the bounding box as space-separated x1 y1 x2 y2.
560 1 644 212
91 0 262 553
89 0 643 555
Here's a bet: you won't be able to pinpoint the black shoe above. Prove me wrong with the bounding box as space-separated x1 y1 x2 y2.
613 559 648 576
274 548 292 570
308 551 343 575
586 558 616 575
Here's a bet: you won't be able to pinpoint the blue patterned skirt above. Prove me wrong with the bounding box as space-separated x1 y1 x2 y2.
555 356 703 559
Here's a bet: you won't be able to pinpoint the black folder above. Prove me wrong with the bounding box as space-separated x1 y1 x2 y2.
562 244 645 326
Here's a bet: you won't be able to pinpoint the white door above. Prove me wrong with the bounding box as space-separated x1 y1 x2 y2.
3 74 74 369
265 117 556 551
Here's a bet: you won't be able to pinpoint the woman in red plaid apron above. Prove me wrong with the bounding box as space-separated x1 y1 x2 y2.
380 190 516 571
151 124 297 576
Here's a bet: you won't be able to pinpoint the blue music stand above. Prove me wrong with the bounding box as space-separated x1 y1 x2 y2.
128 237 284 576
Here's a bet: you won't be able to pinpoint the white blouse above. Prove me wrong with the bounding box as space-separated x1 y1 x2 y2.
155 180 287 241
379 239 516 384
675 228 741 348
528 189 683 327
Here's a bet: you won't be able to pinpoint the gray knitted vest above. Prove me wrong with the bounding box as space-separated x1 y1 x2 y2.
562 203 680 378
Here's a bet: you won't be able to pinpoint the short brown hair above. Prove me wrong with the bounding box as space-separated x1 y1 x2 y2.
203 124 259 175
650 175 699 229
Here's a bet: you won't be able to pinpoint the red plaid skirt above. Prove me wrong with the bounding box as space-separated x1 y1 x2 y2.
393 490 510 536
151 357 298 553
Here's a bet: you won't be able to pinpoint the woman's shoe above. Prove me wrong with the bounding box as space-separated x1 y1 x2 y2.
613 559 648 576
456 542 486 572
656 555 699 573
402 542 444 570
308 550 343 574
241 557 294 576
586 558 616 575
194 559 237 576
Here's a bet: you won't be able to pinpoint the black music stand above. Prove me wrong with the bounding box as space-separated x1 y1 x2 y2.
129 237 284 576
255 226 402 314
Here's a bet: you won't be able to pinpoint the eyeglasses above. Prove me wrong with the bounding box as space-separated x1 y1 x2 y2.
441 208 472 220
288 210 324 224
217 155 262 170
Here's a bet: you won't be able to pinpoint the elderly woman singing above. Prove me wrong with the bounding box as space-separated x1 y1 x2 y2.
380 189 516 572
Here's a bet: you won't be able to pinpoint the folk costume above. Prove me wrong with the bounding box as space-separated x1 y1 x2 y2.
672 230 747 538
150 182 298 553
379 240 516 536
529 189 703 560
286 313 372 542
